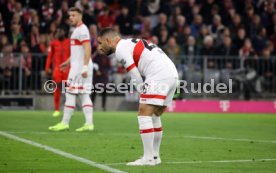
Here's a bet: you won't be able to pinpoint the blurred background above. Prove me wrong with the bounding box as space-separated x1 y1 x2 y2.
0 0 275 111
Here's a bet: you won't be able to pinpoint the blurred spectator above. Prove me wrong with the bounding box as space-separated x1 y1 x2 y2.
164 37 181 65
97 7 115 29
152 13 171 36
0 12 5 34
259 47 274 91
184 35 198 57
0 35 9 51
38 34 48 54
56 1 70 26
267 13 276 37
208 14 225 39
116 6 133 35
200 35 216 68
48 22 57 41
182 0 198 24
140 17 151 38
216 36 238 69
91 53 111 111
170 6 183 27
216 36 237 56
28 25 40 52
8 23 23 50
196 25 209 49
75 0 94 12
251 27 267 55
270 26 276 55
244 6 255 33
239 38 256 58
157 26 170 49
229 14 243 37
247 14 262 38
41 0 55 32
233 27 247 51
172 15 186 45
12 13 21 26
0 45 17 90
201 0 216 25
183 35 199 66
200 35 215 56
190 14 202 37
14 1 23 17
150 35 159 45
261 1 275 29
21 42 32 90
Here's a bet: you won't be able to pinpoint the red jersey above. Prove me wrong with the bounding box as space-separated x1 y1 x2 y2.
45 38 70 82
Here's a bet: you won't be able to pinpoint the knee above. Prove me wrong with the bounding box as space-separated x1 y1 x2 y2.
138 104 155 116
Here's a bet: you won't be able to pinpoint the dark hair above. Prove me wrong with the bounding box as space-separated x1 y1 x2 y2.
98 27 118 37
69 7 82 14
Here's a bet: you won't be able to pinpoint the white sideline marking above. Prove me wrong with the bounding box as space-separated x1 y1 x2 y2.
7 131 276 144
0 131 126 173
105 158 276 166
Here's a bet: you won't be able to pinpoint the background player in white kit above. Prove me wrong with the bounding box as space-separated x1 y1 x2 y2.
97 28 178 166
49 7 94 132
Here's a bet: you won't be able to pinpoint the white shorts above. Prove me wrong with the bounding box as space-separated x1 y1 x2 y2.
139 78 178 106
66 70 93 94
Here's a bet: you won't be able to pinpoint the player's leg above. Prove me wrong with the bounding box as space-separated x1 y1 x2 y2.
152 106 166 165
75 93 94 132
49 92 76 131
52 72 62 117
52 83 61 117
127 103 156 166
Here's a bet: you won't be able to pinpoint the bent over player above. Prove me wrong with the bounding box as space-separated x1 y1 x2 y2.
97 28 178 166
49 7 94 132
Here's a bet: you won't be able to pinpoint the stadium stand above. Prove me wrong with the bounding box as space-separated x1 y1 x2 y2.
0 0 275 102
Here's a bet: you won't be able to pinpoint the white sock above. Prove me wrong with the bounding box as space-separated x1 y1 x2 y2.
138 116 154 160
80 94 93 125
152 115 163 158
61 93 76 125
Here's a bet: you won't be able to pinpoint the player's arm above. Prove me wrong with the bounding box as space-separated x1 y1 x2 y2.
45 44 53 74
81 41 91 78
60 57 70 71
127 66 144 93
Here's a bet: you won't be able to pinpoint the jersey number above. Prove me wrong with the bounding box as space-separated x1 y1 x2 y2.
131 38 156 51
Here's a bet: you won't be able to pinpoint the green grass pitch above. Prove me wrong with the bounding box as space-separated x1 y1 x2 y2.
0 111 275 173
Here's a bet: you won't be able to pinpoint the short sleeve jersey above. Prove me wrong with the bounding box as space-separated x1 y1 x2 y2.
115 38 178 80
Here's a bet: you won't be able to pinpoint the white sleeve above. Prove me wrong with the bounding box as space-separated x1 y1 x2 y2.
78 26 90 43
116 41 144 93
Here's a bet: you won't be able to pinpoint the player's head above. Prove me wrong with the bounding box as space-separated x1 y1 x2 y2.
97 27 121 56
56 26 67 40
68 7 83 27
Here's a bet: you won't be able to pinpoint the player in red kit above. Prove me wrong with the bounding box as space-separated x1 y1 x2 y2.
45 27 70 117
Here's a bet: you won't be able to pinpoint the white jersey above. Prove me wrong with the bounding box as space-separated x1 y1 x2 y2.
67 23 93 94
115 38 178 80
70 23 93 72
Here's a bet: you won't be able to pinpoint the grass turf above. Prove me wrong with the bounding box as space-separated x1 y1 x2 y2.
0 111 275 173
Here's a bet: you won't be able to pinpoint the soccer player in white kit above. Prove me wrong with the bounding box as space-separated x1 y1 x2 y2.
97 28 178 166
49 7 94 132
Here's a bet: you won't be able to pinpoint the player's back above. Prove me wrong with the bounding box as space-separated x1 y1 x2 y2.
115 38 178 80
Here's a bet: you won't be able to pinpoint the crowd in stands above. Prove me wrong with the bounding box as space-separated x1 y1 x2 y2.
0 0 275 94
